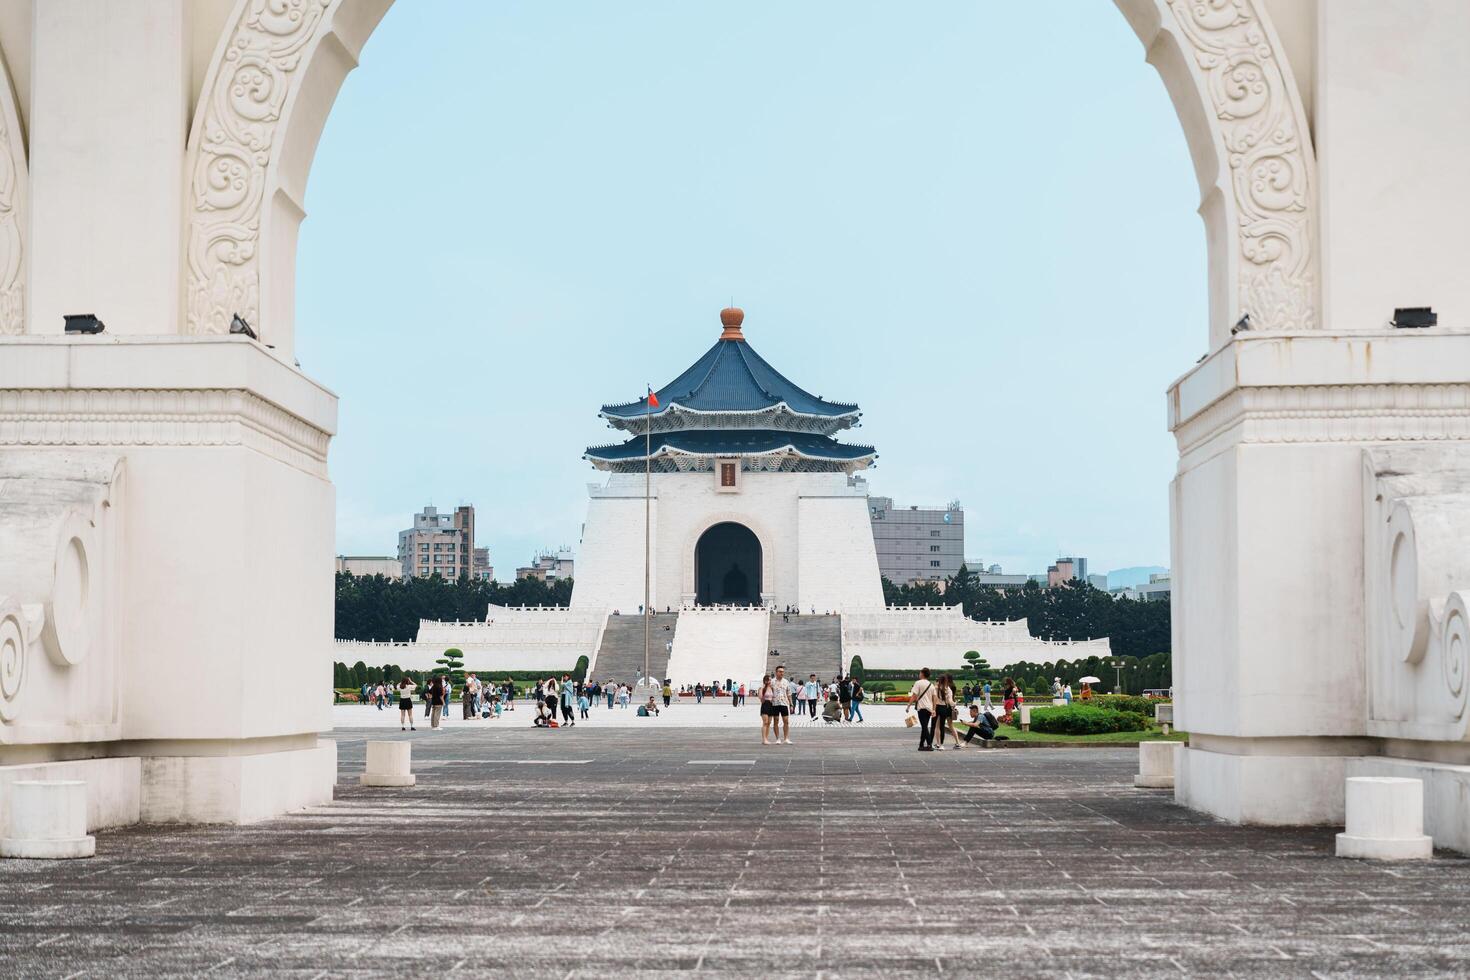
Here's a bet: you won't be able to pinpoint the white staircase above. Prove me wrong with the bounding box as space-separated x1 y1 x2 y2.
666 608 768 689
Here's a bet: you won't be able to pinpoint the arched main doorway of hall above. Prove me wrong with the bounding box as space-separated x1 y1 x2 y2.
695 522 763 607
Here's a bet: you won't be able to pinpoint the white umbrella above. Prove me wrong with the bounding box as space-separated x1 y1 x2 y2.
1078 675 1101 684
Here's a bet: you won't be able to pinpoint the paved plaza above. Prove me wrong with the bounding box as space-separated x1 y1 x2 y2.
5 727 1470 978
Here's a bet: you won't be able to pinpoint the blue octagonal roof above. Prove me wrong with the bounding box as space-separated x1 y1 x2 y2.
601 335 858 421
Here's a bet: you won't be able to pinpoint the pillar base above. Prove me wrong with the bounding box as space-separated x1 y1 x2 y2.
0 834 94 859
1335 832 1432 861
1175 744 1348 825
1135 741 1179 789
359 773 415 787
141 739 336 824
1 779 94 859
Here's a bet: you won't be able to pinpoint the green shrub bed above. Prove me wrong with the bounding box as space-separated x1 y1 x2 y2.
1088 694 1168 715
1031 704 1149 735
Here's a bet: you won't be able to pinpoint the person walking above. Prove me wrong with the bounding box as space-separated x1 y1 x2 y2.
396 676 417 731
578 689 590 720
982 680 993 711
935 674 960 749
461 680 474 720
803 674 820 718
838 675 853 721
428 675 446 730
662 679 672 709
561 674 576 724
758 673 774 745
849 676 865 723
769 665 793 745
794 676 808 719
910 667 937 751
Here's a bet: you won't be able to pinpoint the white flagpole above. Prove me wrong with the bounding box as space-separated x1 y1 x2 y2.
644 385 652 687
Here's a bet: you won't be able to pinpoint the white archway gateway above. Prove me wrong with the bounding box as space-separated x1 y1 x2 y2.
1 1 1468 845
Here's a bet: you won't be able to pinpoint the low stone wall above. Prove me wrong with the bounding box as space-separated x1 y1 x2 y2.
841 605 1110 672
335 605 608 673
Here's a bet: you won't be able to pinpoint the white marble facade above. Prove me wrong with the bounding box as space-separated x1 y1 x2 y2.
573 470 883 615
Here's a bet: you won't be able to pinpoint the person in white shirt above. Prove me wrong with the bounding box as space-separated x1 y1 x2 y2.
768 665 793 745
395 677 417 731
909 667 938 751
803 675 820 718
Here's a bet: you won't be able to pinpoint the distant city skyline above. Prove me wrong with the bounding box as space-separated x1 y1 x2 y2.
299 2 1204 577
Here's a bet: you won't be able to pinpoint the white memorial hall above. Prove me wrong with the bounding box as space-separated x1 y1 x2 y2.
338 305 1103 690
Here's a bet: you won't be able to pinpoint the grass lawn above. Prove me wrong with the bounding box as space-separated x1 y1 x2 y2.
995 726 1188 744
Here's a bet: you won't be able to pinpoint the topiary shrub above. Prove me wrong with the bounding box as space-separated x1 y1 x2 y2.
572 654 590 682
847 655 864 683
435 648 466 686
1031 705 1149 735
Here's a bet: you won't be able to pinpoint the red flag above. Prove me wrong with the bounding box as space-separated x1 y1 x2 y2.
647 388 659 409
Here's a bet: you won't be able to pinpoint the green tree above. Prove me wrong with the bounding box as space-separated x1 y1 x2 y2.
572 654 590 682
847 655 865 683
435 648 466 686
961 650 992 682
334 570 574 643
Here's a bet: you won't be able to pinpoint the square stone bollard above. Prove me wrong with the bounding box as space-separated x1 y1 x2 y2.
360 741 416 787
1154 703 1174 735
1336 777 1432 861
1019 704 1033 731
0 780 95 859
1134 741 1180 788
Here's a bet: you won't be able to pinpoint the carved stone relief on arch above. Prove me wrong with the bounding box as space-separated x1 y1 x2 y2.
183 0 333 338
0 37 26 337
184 0 1318 345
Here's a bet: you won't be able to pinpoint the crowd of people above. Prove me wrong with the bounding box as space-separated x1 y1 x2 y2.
906 668 1018 751
358 665 1030 753
360 674 519 730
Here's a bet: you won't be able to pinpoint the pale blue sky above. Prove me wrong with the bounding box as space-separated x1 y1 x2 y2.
298 1 1204 580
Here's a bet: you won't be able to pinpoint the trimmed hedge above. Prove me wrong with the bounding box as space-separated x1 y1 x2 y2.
1031 704 1149 735
1089 694 1168 715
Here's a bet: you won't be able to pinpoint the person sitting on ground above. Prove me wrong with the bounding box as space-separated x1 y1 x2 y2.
959 704 1008 743
821 693 843 723
637 696 660 717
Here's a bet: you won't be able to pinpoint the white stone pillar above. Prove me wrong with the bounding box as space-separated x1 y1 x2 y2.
29 0 188 335
359 741 415 787
0 780 95 859
1134 741 1179 788
1336 777 1433 861
1317 1 1470 330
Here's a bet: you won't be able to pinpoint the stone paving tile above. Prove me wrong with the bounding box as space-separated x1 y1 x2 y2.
4 727 1470 978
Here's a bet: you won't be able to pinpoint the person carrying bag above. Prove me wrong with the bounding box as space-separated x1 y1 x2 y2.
909 667 938 751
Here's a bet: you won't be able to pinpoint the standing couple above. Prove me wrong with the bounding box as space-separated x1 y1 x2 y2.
909 667 963 751
759 666 793 745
